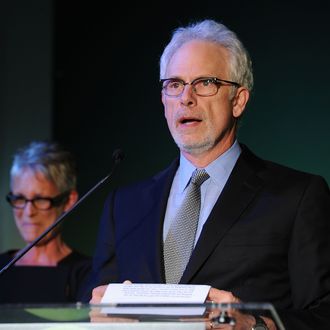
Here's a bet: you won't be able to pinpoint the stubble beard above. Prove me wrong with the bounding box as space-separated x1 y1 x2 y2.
173 134 214 156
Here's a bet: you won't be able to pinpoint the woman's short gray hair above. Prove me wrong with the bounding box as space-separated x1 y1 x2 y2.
159 19 253 92
10 141 77 193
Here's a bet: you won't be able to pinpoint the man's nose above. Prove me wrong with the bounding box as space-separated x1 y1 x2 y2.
180 84 196 105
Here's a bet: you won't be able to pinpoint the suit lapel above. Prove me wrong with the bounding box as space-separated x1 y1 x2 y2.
181 146 265 283
144 158 179 282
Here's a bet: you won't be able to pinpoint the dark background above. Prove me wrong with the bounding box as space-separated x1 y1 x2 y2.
53 1 330 255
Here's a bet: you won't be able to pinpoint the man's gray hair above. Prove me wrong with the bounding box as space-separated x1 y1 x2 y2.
159 19 253 91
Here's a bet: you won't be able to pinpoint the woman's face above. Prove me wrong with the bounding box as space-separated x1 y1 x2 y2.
10 169 68 244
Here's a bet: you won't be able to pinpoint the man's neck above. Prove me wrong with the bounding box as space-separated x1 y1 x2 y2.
182 137 237 168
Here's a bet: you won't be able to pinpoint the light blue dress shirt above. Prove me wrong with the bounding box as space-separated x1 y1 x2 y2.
163 140 242 246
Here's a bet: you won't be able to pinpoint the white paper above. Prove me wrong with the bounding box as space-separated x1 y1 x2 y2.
100 305 207 316
100 283 210 317
101 283 210 304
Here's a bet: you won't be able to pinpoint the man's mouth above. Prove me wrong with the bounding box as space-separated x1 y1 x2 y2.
179 116 202 124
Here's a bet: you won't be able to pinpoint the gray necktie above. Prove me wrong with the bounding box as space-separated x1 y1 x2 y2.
164 168 210 284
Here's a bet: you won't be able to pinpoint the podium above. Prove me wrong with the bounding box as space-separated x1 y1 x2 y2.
0 302 285 329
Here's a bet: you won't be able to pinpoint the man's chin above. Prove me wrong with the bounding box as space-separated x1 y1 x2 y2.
177 140 212 155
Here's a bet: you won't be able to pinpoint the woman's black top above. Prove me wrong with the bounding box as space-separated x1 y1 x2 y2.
0 250 91 303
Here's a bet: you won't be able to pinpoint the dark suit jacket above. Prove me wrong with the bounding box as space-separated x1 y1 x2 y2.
85 144 330 329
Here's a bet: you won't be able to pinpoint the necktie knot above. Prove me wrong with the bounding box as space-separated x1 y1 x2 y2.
191 168 209 187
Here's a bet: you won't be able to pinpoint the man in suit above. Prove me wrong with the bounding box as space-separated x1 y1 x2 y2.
86 19 330 329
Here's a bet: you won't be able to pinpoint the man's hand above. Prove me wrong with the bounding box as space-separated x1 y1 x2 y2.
89 281 137 323
207 288 241 304
89 280 132 304
206 288 277 330
89 285 108 304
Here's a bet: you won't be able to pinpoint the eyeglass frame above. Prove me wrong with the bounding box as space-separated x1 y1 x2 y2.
160 76 241 97
6 191 71 210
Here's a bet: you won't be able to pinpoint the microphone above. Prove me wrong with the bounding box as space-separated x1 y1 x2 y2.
0 148 125 276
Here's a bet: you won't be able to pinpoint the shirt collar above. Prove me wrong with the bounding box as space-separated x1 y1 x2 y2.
177 140 241 192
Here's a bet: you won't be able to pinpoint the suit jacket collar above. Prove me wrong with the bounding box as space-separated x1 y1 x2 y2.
149 158 179 281
179 144 266 283
149 144 266 283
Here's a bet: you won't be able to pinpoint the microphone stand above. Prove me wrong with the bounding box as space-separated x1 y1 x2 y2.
0 149 124 276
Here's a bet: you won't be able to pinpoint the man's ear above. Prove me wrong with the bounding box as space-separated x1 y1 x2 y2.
64 190 78 211
232 87 250 118
161 91 166 107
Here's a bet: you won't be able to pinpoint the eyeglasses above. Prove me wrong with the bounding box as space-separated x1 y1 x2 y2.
6 191 70 210
160 77 240 97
